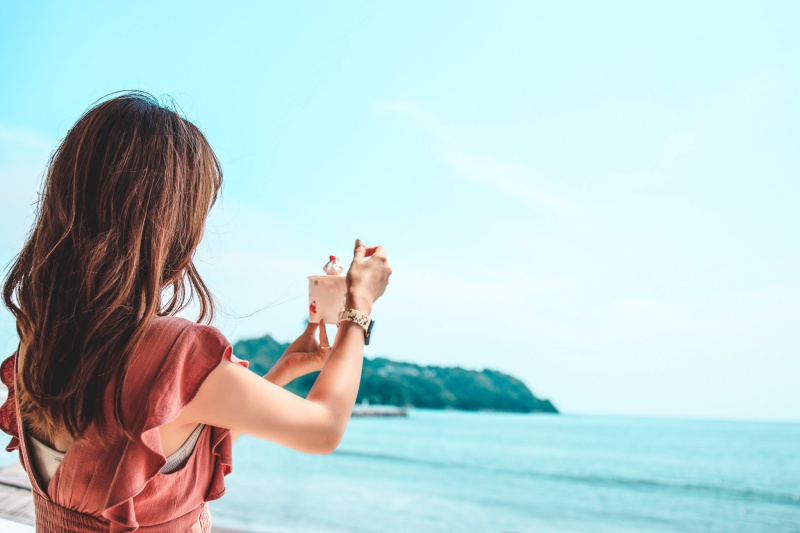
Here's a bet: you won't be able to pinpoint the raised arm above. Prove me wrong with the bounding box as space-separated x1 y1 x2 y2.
180 239 391 454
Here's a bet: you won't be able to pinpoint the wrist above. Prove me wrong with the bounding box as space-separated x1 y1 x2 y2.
338 307 374 345
264 359 293 388
345 291 373 315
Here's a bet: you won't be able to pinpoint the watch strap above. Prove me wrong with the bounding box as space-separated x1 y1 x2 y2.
338 308 373 345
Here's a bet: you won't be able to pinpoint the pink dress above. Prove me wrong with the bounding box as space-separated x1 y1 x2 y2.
0 316 249 532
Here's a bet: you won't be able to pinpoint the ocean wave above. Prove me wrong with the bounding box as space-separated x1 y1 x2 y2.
333 449 800 506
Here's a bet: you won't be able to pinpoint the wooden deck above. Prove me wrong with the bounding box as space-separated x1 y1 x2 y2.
0 462 35 526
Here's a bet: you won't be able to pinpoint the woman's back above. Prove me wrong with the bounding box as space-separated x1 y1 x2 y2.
1 316 244 532
0 91 392 531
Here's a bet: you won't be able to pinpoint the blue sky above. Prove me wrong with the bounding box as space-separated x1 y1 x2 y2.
1 1 798 421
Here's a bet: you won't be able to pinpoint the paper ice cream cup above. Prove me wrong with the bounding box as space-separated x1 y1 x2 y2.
308 275 347 324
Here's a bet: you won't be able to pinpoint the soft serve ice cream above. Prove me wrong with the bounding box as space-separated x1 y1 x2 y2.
322 255 344 276
308 255 347 324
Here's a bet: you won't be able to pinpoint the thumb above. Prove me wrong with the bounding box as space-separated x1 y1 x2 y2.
353 238 366 261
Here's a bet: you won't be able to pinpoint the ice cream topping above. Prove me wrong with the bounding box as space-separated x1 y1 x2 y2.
323 255 344 275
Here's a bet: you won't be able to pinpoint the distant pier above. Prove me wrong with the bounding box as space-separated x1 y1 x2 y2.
351 400 407 417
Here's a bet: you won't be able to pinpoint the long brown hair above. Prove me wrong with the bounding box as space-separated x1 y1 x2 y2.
2 91 222 441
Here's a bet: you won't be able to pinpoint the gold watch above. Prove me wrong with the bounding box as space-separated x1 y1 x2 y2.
338 308 374 345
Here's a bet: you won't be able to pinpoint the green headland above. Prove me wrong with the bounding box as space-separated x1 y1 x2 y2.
234 334 558 414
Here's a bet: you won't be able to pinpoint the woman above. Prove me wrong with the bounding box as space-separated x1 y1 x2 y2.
0 91 392 532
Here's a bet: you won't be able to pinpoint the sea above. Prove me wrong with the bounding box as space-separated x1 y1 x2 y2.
2 410 798 532
208 410 800 533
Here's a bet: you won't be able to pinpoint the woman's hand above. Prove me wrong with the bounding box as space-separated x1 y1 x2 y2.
269 320 331 385
345 239 392 314
187 239 390 454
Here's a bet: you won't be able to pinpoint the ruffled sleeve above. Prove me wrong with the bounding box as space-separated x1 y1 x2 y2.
70 318 248 532
0 353 20 453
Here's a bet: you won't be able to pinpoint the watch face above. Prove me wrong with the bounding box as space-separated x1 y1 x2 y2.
365 319 374 345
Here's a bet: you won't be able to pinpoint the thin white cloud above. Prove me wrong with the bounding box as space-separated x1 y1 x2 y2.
439 151 588 219
377 99 590 220
374 99 463 144
0 123 55 155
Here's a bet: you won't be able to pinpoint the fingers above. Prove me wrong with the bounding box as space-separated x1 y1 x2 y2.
364 245 386 260
354 239 387 261
353 239 366 261
318 319 330 348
